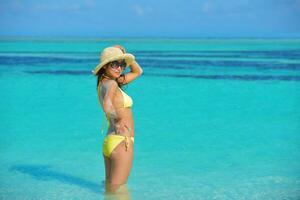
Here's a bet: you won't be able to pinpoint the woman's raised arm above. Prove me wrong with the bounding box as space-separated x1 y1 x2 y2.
113 45 143 85
117 61 143 85
99 80 118 120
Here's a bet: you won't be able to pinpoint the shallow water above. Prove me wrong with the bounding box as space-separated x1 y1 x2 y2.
0 38 300 199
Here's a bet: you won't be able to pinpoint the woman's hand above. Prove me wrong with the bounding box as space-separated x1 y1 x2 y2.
114 44 126 53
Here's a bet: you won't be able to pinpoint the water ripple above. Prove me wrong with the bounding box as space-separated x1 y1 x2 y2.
1 55 299 71
23 70 300 81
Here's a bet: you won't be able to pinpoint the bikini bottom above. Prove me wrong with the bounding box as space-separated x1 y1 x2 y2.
102 134 134 158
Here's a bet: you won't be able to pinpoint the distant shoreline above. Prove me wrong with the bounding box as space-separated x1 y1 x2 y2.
0 36 300 42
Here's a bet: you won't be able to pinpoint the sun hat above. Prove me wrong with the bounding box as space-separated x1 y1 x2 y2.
92 46 135 75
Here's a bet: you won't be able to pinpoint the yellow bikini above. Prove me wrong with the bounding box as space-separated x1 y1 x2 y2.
99 85 134 158
103 134 134 157
118 87 133 108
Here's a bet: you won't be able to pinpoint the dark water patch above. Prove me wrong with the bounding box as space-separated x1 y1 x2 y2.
139 59 300 71
22 70 300 82
0 55 96 66
0 49 300 59
1 49 300 60
0 51 97 55
24 70 90 75
144 72 300 81
134 49 300 54
137 53 300 60
2 55 299 71
134 50 300 59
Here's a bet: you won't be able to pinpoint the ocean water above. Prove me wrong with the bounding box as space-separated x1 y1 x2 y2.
0 38 300 200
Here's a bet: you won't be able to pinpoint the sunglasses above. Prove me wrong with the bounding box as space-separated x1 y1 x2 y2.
110 60 127 70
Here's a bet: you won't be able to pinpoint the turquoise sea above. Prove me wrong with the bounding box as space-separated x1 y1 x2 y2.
0 38 300 199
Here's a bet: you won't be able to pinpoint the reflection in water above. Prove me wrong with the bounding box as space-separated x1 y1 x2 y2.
104 182 131 200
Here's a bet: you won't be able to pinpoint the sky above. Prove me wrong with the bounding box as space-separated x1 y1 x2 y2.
0 0 300 38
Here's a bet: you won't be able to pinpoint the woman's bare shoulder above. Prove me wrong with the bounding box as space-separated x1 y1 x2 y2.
101 79 118 89
99 80 119 99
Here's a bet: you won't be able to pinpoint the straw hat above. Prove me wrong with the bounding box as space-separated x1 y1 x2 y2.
92 47 135 75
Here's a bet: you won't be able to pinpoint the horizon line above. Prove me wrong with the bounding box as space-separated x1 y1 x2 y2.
0 35 300 41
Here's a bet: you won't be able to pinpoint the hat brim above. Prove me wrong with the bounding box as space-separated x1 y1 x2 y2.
92 53 135 75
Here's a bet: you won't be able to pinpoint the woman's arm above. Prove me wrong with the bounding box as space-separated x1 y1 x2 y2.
117 61 143 85
101 80 118 120
114 45 143 85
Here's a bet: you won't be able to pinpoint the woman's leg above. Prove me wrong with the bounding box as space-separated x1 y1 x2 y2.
107 139 134 192
103 155 111 182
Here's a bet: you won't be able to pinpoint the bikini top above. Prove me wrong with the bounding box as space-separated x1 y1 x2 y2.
118 87 133 108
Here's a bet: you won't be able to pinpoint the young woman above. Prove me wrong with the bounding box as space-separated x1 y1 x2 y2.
92 45 143 193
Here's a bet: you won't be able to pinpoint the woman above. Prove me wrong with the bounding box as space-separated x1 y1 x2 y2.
92 45 143 193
